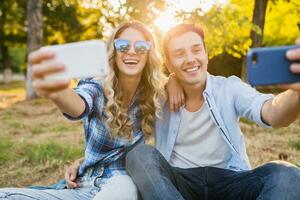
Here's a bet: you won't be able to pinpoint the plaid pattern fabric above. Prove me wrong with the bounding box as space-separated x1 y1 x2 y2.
64 78 144 178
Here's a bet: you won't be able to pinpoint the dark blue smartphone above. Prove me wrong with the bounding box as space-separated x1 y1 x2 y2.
247 45 300 86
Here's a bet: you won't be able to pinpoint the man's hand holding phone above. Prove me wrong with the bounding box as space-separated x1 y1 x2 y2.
282 38 300 93
247 39 300 87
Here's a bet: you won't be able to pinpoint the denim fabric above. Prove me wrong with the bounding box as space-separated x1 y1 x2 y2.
0 161 120 200
0 170 104 200
0 187 99 200
127 145 300 200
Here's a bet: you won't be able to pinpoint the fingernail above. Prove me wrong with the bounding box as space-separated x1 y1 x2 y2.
58 64 65 70
290 64 300 72
286 50 296 58
47 52 53 56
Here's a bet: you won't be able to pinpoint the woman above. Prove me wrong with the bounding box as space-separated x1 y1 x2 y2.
0 21 166 200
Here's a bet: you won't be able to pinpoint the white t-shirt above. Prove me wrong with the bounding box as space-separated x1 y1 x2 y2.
170 103 231 169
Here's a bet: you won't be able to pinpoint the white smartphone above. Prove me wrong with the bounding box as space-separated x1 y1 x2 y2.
41 40 110 80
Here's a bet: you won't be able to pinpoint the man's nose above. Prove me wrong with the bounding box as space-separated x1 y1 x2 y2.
185 52 196 64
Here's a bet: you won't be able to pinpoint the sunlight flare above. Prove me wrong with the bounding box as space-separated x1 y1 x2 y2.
154 0 228 32
154 8 179 33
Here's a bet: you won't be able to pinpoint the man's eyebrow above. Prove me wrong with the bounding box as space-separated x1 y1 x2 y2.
172 48 184 53
192 44 203 48
171 43 204 53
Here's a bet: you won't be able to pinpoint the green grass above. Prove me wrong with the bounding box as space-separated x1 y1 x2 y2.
21 142 82 164
49 123 75 133
29 122 77 134
0 81 25 91
0 110 19 120
288 139 300 150
239 117 255 125
0 138 82 165
31 126 44 134
31 98 49 105
7 121 26 129
0 138 14 164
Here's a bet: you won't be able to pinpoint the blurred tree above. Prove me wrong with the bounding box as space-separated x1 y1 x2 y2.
43 0 84 44
250 0 268 48
0 1 26 83
176 1 254 59
2 0 297 85
26 0 43 100
264 0 300 46
241 0 268 80
125 0 166 24
175 0 299 77
88 0 167 40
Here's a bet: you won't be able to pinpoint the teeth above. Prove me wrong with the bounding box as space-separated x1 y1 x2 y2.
124 59 139 64
185 66 199 72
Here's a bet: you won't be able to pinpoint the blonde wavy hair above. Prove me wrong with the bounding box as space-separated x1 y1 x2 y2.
102 21 166 140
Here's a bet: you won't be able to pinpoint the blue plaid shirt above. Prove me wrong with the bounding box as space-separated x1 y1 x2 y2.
64 78 144 178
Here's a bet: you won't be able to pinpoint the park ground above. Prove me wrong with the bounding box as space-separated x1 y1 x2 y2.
0 81 300 187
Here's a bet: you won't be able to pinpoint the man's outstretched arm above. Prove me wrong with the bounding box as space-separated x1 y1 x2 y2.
262 38 300 128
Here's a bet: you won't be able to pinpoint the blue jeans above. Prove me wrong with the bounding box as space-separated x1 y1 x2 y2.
0 165 105 200
126 144 300 200
0 187 99 200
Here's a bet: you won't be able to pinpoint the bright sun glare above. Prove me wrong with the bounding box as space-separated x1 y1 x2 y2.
154 0 228 33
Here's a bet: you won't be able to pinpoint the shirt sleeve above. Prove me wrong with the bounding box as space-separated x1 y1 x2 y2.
230 76 274 128
63 78 104 121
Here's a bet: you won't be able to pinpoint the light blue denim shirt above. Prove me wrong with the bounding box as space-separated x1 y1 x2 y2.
155 73 274 171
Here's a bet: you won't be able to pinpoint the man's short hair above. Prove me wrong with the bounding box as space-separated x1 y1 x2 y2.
163 24 206 60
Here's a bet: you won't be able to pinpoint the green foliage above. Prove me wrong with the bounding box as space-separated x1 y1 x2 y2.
43 0 84 44
7 47 26 73
172 0 299 76
0 1 27 72
125 0 167 24
0 1 27 46
1 0 299 75
264 0 300 46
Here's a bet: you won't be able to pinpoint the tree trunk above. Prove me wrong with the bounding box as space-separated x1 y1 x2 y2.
26 0 43 100
241 0 268 80
0 1 12 84
0 45 12 84
250 0 268 48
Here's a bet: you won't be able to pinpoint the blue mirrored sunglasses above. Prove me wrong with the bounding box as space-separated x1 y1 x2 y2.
114 39 151 54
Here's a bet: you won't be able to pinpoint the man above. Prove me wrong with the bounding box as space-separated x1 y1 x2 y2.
126 24 300 200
